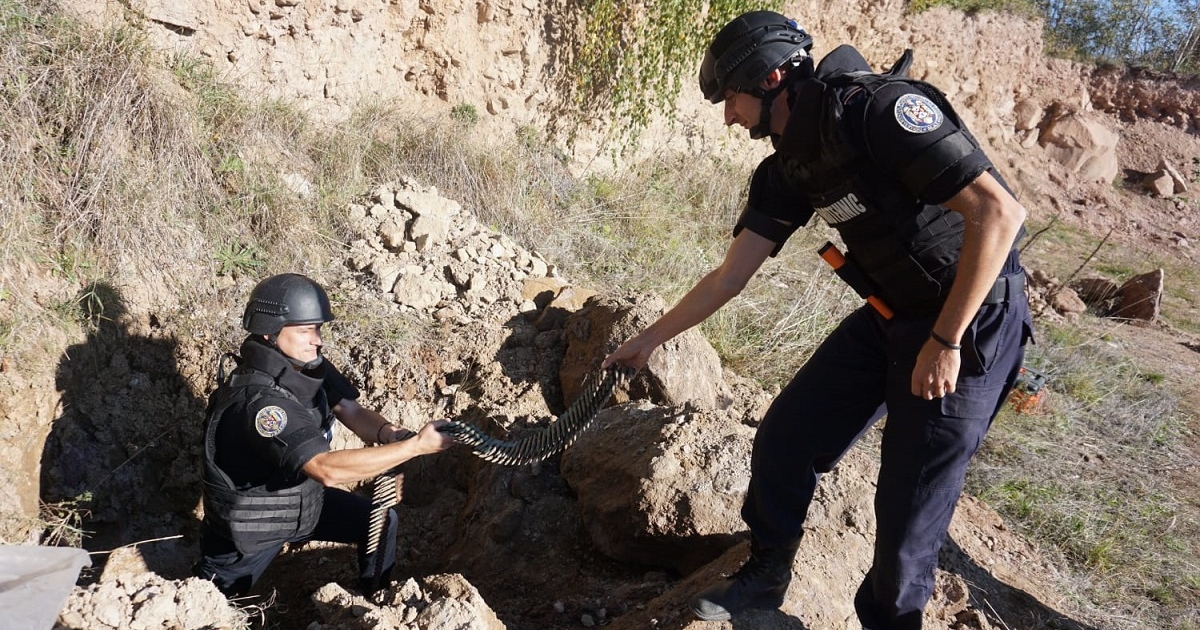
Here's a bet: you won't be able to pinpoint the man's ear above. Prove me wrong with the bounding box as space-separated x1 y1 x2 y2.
762 68 786 90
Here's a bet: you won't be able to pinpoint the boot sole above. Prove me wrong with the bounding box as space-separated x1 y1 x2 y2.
689 594 786 621
690 602 732 621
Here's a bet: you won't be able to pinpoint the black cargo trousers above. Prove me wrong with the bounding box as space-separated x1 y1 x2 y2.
741 263 1031 630
196 486 398 597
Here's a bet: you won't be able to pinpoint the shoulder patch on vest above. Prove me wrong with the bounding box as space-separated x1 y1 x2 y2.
255 405 288 437
893 93 943 134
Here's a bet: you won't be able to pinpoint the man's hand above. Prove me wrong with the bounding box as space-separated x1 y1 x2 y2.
911 339 961 399
601 229 777 374
415 420 455 455
602 337 654 372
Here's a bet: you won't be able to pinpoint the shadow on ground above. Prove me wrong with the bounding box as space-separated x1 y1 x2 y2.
943 535 1100 630
39 281 205 582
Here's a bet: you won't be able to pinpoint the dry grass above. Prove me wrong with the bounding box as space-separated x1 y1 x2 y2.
1 2 203 366
1021 217 1200 335
306 108 656 277
0 9 214 265
38 494 92 548
988 217 1200 629
968 319 1199 629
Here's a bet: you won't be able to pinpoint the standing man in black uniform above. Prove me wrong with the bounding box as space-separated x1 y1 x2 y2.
195 273 455 597
603 11 1032 629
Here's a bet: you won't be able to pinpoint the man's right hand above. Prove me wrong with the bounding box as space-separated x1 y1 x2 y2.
416 420 456 455
602 337 653 372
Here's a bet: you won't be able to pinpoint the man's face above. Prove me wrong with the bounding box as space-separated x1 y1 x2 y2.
275 323 323 365
723 90 762 131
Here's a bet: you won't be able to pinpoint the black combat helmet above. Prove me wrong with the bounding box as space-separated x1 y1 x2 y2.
698 10 813 104
242 273 334 335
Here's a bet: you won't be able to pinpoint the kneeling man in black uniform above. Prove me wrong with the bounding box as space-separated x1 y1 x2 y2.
195 273 454 597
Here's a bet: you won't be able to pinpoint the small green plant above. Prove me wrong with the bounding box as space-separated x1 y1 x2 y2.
0 0 37 31
985 478 1057 519
0 318 14 351
587 174 618 201
45 281 122 330
46 248 92 284
216 241 265 277
1095 261 1135 277
169 52 246 128
450 103 479 127
216 153 245 175
561 0 784 150
78 281 107 328
1059 371 1104 404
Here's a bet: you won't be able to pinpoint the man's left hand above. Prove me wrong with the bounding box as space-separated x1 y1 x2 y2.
912 339 961 399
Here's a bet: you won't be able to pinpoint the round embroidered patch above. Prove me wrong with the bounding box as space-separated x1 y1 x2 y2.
255 405 288 438
894 93 944 134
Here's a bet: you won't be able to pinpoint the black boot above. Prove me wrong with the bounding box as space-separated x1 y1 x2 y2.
690 538 800 621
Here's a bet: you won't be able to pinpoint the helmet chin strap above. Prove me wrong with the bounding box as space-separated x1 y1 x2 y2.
290 354 324 371
747 56 814 140
266 333 325 370
748 85 786 140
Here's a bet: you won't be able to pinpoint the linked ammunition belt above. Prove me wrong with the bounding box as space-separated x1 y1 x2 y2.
366 473 396 561
365 366 632 562
438 366 633 466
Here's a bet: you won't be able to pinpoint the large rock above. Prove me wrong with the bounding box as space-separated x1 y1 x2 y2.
533 285 596 332
1114 269 1164 321
57 574 247 630
413 574 507 630
1049 286 1088 317
1038 109 1119 182
560 293 729 410
1159 158 1189 194
1012 97 1044 131
1142 157 1190 197
598 447 882 630
1142 171 1178 197
1069 277 1119 309
560 402 751 574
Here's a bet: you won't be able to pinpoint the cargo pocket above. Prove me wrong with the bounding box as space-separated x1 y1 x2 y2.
940 380 1008 421
961 301 1013 377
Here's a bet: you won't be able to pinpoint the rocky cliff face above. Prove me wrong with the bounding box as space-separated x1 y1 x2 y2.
61 3 1100 156
79 0 1197 205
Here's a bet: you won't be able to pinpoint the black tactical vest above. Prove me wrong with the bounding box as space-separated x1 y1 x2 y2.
201 359 330 554
777 49 985 316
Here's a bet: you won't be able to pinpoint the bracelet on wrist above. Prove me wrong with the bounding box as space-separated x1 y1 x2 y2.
376 423 391 444
929 330 962 350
